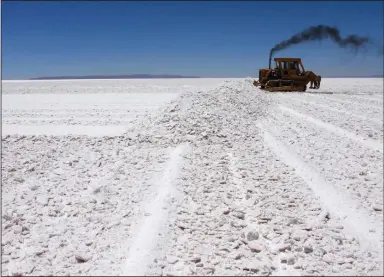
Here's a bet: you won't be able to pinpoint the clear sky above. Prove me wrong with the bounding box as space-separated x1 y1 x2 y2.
2 0 383 79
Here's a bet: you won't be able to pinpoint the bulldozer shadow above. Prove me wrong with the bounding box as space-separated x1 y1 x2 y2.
306 91 334 94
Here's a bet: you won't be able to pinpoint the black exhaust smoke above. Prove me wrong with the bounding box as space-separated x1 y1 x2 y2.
269 25 375 65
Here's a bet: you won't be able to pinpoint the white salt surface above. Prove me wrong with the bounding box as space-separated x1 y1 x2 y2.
1 77 383 276
2 93 177 136
2 78 235 136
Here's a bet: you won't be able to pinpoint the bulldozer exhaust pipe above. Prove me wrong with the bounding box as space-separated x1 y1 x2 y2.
268 55 272 69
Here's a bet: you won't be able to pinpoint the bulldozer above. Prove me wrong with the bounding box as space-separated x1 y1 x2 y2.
253 57 321 92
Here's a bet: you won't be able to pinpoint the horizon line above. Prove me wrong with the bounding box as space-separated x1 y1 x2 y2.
2 73 384 81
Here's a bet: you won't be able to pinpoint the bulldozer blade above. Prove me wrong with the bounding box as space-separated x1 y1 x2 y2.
264 85 305 92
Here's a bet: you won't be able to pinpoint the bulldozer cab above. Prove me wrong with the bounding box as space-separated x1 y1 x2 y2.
274 58 305 78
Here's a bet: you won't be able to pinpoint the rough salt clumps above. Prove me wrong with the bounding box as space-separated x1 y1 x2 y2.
122 79 270 148
150 80 382 276
2 132 171 276
3 79 383 276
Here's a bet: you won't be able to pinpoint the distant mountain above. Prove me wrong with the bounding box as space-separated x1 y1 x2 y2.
29 74 200 80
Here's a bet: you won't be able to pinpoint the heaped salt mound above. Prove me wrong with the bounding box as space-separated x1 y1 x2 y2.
123 79 272 146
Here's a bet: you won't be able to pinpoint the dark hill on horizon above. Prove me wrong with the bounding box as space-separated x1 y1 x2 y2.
30 74 200 80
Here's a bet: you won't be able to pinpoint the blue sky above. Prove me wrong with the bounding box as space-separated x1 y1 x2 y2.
2 1 383 79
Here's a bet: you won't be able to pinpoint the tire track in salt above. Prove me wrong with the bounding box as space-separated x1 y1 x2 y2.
122 143 190 276
285 93 383 121
256 123 383 263
227 153 301 276
366 94 384 100
332 94 383 103
305 94 383 110
278 105 383 153
265 110 383 219
278 95 382 125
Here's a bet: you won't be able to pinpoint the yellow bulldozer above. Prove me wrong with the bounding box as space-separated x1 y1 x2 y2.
253 57 321 92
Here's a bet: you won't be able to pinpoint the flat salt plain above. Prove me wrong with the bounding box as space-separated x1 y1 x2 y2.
2 78 232 136
1 77 383 276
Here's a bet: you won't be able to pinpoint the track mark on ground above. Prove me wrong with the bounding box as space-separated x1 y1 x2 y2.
227 152 302 276
305 94 383 110
122 143 190 276
257 123 383 259
278 105 383 152
334 94 384 103
279 96 382 125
